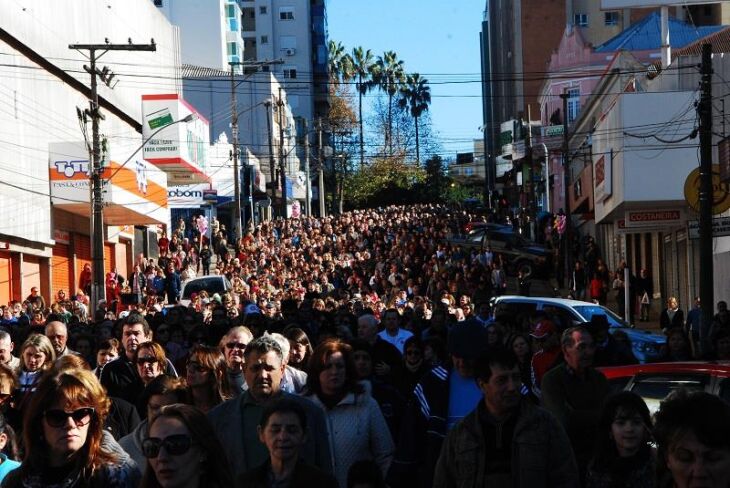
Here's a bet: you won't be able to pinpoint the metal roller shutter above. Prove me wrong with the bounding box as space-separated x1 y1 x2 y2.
51 244 72 298
0 252 10 306
74 234 91 293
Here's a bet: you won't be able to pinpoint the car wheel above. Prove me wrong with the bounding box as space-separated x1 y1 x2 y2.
517 260 534 278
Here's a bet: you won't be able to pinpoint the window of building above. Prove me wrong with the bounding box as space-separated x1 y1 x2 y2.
279 7 294 20
261 65 270 72
153 0 163 6
574 13 588 27
566 87 580 123
225 4 236 18
227 42 238 56
604 11 618 26
261 35 268 44
259 6 267 14
283 67 297 79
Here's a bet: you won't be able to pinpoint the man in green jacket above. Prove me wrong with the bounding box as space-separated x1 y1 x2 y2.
433 348 578 487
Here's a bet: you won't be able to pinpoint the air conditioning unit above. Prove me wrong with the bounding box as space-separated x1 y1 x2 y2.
284 48 296 56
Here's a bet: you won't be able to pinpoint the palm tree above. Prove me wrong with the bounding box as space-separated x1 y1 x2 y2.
350 46 375 169
398 73 431 163
373 51 405 155
327 40 353 85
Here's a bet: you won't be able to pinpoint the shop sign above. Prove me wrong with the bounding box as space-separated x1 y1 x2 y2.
53 230 70 244
624 209 685 228
688 217 730 239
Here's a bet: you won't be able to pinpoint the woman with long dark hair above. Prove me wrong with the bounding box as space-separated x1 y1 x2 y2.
140 404 233 488
2 368 137 487
586 391 655 487
185 345 228 412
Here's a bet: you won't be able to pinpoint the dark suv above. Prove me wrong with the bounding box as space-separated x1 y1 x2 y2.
448 227 551 277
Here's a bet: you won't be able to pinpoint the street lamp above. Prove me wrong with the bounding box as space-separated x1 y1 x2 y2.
91 113 195 313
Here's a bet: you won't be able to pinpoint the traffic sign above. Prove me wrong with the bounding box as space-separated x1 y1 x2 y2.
684 165 730 215
688 217 730 239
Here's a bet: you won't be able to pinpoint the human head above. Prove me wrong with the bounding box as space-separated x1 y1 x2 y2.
95 338 119 369
715 329 730 360
448 319 489 378
474 348 522 418
306 339 361 398
667 297 679 310
185 345 226 405
357 314 379 343
270 333 291 366
0 364 17 411
139 375 187 425
257 398 308 467
666 327 689 356
718 301 728 314
142 403 234 488
135 342 166 386
242 335 285 402
382 309 400 333
22 369 111 472
593 392 652 462
20 333 56 373
283 327 313 369
45 320 68 357
561 326 595 374
403 336 424 369
0 331 14 366
350 340 374 379
654 390 730 488
220 326 253 370
121 314 152 360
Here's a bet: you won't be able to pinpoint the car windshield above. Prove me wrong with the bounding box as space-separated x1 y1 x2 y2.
573 305 628 328
182 278 228 299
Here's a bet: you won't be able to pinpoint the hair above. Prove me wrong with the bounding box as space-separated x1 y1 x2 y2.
140 404 234 488
507 333 532 362
357 314 378 328
654 390 730 467
123 313 151 337
0 412 19 461
218 326 253 353
283 327 313 365
591 391 652 471
306 339 363 397
96 338 120 354
259 397 307 432
139 375 187 412
269 333 290 359
347 459 387 488
0 364 17 392
19 334 56 372
561 326 590 348
473 348 519 383
20 369 115 474
243 334 283 363
135 341 167 367
53 354 92 372
186 345 228 405
0 330 11 343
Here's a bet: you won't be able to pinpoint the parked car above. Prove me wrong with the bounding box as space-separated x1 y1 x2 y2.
490 295 666 363
179 275 232 307
447 227 551 278
600 362 730 413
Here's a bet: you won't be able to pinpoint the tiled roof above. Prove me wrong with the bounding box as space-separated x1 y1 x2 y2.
181 64 229 79
672 26 730 57
594 12 724 53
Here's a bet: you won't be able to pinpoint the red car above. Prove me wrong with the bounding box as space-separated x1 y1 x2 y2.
600 362 730 413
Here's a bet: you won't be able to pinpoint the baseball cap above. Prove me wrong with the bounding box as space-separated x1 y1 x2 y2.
448 319 489 360
530 320 556 339
244 303 261 315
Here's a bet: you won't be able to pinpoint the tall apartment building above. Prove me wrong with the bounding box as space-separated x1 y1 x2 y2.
154 0 245 73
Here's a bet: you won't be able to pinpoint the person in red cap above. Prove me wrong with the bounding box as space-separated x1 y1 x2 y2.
530 319 561 398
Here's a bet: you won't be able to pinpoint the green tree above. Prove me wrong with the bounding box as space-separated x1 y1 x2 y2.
350 46 376 170
397 73 431 164
373 51 405 156
327 40 353 85
344 153 426 207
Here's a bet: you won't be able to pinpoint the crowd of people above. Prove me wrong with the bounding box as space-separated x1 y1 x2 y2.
0 205 726 487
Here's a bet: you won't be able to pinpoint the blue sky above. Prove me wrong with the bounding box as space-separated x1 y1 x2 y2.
327 0 485 159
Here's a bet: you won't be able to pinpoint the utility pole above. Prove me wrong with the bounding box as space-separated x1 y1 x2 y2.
230 66 242 240
526 105 536 240
303 119 311 216
69 40 155 314
317 117 326 218
699 43 714 355
559 93 573 284
277 87 287 219
264 100 276 217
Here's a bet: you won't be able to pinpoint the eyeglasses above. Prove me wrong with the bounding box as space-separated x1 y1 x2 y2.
226 342 247 350
142 434 195 458
43 407 95 428
186 362 208 373
136 357 158 366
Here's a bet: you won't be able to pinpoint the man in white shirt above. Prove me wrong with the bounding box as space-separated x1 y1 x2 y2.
0 331 19 370
377 308 413 354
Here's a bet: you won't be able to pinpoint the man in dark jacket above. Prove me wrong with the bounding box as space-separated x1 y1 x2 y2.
434 348 579 487
164 263 181 304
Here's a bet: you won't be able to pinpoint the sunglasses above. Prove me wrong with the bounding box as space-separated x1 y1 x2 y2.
142 434 196 458
43 407 95 428
137 357 158 366
186 362 208 373
226 342 247 350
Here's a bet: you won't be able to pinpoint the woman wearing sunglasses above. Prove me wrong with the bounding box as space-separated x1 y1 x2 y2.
135 342 167 388
2 368 137 487
140 403 233 488
184 345 229 413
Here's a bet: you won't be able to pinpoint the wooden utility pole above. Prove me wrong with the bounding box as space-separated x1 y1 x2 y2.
69 40 155 314
317 118 326 217
699 43 714 353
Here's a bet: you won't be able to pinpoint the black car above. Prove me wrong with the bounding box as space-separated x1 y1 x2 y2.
447 227 551 278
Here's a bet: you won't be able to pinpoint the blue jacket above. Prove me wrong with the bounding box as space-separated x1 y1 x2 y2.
164 272 181 296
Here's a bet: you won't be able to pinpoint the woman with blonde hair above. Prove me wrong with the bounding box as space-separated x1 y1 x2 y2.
2 368 137 487
15 334 55 410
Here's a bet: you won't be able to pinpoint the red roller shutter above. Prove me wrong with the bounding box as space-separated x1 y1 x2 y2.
104 243 115 276
74 234 91 292
0 252 10 306
51 244 72 298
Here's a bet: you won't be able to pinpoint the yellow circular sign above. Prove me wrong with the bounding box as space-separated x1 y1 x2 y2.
683 164 730 215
